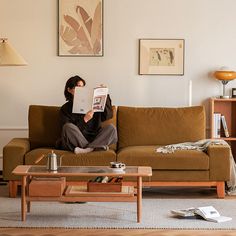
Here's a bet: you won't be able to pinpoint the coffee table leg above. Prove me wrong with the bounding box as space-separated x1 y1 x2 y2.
21 176 26 221
26 176 31 213
137 176 142 223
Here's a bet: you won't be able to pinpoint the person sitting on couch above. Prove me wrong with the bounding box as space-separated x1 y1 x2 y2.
56 75 118 154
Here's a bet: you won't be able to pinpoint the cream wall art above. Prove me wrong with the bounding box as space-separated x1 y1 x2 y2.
139 39 184 75
58 0 103 56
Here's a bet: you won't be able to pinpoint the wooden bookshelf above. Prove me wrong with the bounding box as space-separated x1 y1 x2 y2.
210 98 236 158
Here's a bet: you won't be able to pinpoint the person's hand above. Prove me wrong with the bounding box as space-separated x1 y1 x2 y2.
97 84 107 88
84 110 94 123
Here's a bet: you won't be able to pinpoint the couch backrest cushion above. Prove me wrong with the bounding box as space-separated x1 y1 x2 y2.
29 105 117 149
29 105 61 149
117 106 206 149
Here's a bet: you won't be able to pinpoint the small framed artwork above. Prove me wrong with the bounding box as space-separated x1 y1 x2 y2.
139 39 185 75
58 0 103 56
232 88 236 98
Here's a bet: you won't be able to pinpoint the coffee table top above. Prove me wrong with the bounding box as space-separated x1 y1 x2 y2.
12 165 152 177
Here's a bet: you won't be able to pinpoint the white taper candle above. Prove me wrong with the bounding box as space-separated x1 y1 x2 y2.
188 80 192 106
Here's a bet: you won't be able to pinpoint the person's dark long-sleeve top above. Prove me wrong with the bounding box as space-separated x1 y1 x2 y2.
59 95 113 142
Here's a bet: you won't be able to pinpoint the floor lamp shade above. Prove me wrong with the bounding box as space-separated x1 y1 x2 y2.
0 38 27 66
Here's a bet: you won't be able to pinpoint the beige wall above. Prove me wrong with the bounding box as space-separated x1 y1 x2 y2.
1 0 236 161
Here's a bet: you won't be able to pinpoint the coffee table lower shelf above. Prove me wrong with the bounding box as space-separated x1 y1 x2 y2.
27 185 137 202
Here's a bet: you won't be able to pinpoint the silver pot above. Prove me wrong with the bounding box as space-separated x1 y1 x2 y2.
35 150 62 171
47 151 60 171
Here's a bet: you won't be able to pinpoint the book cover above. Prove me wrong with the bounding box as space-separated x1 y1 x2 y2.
221 115 229 137
72 86 108 114
213 113 221 138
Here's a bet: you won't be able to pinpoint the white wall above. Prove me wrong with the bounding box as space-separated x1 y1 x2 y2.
1 0 236 161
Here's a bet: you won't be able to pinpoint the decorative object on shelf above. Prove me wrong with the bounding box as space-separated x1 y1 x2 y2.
139 39 184 75
213 69 236 99
232 88 236 98
58 0 103 57
0 38 27 66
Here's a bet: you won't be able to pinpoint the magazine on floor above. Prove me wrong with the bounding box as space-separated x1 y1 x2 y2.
72 86 108 114
171 206 232 223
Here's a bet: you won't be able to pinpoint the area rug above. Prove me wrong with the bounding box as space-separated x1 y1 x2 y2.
0 186 235 229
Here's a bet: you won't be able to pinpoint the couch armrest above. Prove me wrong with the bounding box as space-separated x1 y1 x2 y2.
3 138 30 181
207 143 230 181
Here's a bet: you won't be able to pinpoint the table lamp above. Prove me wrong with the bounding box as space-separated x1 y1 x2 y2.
214 70 236 99
0 38 27 66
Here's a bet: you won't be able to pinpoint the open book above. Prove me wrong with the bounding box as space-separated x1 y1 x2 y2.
171 206 232 223
72 86 108 114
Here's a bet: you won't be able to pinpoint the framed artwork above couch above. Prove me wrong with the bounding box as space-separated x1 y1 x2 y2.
58 0 103 57
139 39 185 75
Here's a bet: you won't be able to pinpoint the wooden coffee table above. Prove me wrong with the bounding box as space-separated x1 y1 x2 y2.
12 165 152 222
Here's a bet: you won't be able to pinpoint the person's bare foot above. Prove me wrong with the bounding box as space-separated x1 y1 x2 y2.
74 147 94 154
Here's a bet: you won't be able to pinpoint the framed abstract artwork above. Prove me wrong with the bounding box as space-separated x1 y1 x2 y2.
58 0 103 56
139 39 185 75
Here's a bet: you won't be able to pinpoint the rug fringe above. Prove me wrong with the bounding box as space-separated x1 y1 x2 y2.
1 226 236 230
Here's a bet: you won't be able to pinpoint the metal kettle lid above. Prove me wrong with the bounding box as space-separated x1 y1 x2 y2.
48 150 57 158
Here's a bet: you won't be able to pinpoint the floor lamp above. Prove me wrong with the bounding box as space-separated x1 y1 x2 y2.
0 38 27 66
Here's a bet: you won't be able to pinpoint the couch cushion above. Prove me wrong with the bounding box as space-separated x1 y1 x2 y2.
117 146 209 170
117 106 206 149
28 105 117 150
29 105 61 149
24 148 116 166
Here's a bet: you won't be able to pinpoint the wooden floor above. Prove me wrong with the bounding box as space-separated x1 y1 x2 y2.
1 228 236 236
0 186 236 236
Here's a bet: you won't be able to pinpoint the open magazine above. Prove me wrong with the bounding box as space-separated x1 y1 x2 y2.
72 86 108 114
171 206 232 223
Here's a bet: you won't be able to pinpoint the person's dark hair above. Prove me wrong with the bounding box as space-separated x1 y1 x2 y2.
64 75 86 101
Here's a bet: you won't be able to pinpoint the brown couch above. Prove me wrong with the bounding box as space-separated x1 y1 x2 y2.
3 105 230 198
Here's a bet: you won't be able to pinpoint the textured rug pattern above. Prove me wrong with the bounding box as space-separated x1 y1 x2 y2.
0 186 235 229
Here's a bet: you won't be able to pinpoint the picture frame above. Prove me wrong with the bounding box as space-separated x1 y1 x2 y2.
139 39 185 75
58 0 103 56
232 88 236 98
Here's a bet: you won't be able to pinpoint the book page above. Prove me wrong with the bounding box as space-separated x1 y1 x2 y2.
197 206 220 219
72 87 93 114
92 87 108 112
196 206 232 222
171 208 196 217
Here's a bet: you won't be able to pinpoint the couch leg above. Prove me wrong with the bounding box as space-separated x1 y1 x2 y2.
9 180 19 198
216 182 225 198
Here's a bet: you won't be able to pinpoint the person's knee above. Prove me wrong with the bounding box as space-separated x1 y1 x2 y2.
106 124 118 140
62 123 77 133
105 124 117 133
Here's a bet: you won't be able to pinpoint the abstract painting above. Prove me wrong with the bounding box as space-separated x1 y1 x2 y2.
139 39 184 75
58 0 103 56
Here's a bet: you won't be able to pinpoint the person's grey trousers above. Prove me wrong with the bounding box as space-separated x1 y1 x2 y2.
61 123 118 151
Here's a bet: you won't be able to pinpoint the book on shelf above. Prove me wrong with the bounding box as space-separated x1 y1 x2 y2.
72 86 108 114
221 115 229 137
213 113 221 138
171 206 232 223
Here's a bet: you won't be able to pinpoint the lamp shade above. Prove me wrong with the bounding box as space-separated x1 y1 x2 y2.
214 71 236 81
0 38 27 66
